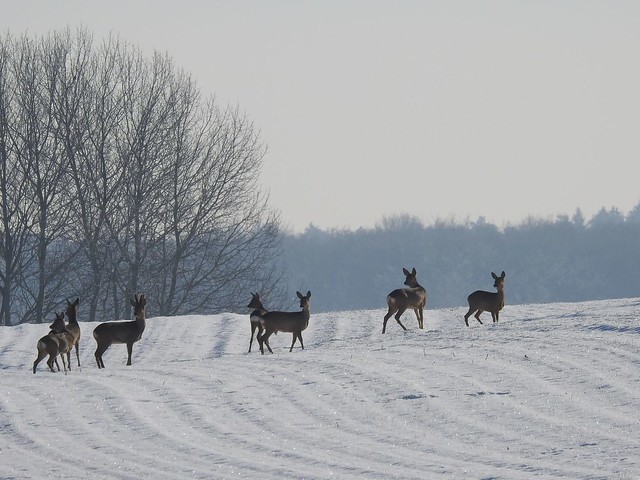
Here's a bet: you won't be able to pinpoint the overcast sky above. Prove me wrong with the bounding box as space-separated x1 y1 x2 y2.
3 1 640 232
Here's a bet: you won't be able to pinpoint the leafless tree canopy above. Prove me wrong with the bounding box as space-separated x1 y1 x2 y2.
0 28 285 325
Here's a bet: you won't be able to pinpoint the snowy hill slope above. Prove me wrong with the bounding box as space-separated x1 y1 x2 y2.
1 298 639 479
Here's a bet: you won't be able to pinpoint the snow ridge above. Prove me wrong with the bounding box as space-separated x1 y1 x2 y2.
1 298 639 479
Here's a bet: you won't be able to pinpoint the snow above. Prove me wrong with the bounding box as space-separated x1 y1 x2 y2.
1 298 639 479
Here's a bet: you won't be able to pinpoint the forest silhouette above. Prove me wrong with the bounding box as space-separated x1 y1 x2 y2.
280 205 640 313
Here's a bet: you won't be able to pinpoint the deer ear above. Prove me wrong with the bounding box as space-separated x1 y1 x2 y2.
411 268 417 275
492 272 498 280
403 268 410 276
306 291 311 298
296 291 303 299
74 298 79 305
501 271 506 278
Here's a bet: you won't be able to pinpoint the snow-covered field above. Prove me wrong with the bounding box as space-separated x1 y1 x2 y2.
1 297 639 479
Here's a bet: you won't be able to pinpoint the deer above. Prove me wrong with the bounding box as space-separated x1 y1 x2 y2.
64 298 81 369
257 291 311 355
33 312 70 374
93 293 147 368
247 292 267 353
464 271 506 326
382 267 427 334
49 311 75 372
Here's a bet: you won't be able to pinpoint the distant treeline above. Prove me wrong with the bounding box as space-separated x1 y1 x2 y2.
280 206 640 313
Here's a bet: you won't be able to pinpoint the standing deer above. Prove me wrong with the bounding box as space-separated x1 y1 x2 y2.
64 298 81 369
33 312 69 373
49 311 75 372
93 293 147 368
464 271 506 326
382 267 427 334
247 292 267 353
257 291 311 355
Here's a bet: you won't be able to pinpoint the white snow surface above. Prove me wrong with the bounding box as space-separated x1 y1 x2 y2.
1 298 639 479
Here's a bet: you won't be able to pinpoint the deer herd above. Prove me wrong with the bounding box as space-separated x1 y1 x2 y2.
33 294 147 373
33 269 506 371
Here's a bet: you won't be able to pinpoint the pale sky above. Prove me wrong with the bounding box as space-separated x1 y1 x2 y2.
3 1 640 232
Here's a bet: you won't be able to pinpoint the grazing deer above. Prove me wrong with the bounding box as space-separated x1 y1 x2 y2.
33 312 68 373
93 293 147 368
247 292 267 353
464 271 506 326
382 267 427 334
257 291 311 355
64 298 81 369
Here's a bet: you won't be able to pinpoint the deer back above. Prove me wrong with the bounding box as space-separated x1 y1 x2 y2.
93 320 144 344
468 271 505 313
93 294 146 345
260 291 311 334
387 268 427 308
260 310 309 334
53 331 74 354
388 286 426 309
49 312 74 354
467 290 503 313
37 332 62 356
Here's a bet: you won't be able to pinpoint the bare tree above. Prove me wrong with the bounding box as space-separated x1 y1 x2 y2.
59 33 128 322
150 93 285 315
0 36 74 323
0 29 286 323
19 33 78 323
0 35 32 326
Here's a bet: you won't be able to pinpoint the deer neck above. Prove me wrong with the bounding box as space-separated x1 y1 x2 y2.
496 287 505 307
67 309 78 325
135 313 146 331
301 305 311 323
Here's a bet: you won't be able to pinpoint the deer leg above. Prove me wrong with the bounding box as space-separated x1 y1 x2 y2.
289 333 297 352
126 343 133 366
264 334 273 354
394 308 408 331
382 307 397 334
464 308 475 327
474 310 484 324
66 351 72 371
48 355 58 373
414 308 424 329
494 311 499 323
257 331 264 354
249 322 258 353
95 345 108 369
33 351 47 374
75 342 80 367
290 332 304 352
60 354 68 374
257 325 264 352
259 332 273 355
